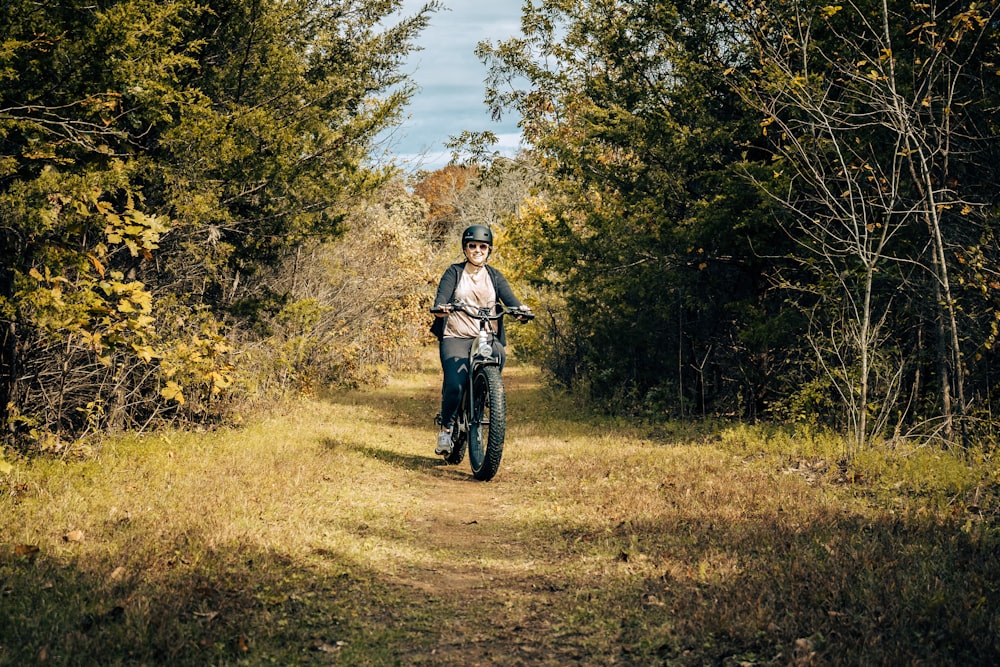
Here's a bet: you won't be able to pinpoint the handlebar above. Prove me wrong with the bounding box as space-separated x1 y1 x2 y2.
431 300 535 321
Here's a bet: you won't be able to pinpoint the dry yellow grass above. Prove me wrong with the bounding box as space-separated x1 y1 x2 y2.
1 353 998 665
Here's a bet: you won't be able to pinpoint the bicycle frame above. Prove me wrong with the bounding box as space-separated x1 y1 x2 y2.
431 301 533 480
466 305 502 383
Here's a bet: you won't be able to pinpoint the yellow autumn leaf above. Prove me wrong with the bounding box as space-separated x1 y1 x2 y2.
161 381 185 405
130 290 153 312
88 253 106 278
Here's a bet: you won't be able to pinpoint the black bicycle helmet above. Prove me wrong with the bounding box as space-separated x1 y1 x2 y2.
461 224 493 247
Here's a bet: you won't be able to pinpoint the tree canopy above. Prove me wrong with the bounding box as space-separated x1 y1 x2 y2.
0 0 438 448
476 0 1000 448
4 0 1000 455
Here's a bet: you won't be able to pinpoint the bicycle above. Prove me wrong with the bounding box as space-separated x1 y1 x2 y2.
430 301 534 481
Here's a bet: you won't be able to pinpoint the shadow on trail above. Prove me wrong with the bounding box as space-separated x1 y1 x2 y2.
0 522 447 666
4 498 997 666
321 361 618 448
307 364 1000 666
319 436 439 473
339 442 480 483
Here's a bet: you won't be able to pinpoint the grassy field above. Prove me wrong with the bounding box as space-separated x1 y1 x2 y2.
1 354 999 665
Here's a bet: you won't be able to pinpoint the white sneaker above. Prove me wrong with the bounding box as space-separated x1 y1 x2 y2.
435 430 453 455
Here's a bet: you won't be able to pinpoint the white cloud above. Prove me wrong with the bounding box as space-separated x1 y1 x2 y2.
391 132 524 173
386 0 525 171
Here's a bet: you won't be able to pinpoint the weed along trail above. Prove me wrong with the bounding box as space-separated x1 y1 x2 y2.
2 357 999 665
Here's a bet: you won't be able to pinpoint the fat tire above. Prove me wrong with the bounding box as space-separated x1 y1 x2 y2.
468 365 506 481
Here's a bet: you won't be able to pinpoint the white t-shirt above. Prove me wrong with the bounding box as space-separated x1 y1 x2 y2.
444 267 497 338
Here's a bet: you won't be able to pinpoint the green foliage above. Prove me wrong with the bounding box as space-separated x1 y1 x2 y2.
479 0 791 418
240 178 437 395
0 0 438 447
474 0 1000 452
0 165 167 446
6 0 1000 460
731 0 1000 447
154 307 237 418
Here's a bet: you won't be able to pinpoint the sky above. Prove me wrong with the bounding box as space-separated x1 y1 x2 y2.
382 0 527 172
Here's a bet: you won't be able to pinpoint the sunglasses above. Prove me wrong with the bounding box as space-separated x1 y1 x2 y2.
465 242 490 251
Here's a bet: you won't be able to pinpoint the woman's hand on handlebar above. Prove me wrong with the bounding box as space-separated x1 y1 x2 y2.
511 305 534 322
431 303 453 318
432 301 534 322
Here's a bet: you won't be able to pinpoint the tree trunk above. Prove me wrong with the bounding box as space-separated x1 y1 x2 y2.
0 267 14 438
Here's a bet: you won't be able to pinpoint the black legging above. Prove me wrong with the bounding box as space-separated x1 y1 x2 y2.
439 337 506 429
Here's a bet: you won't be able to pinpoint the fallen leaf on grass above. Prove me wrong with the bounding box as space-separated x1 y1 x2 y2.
794 637 816 664
193 611 219 621
15 544 40 557
63 529 85 543
315 641 346 653
109 566 126 581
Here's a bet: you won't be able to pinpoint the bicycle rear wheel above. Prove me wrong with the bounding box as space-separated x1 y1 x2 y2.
468 365 506 481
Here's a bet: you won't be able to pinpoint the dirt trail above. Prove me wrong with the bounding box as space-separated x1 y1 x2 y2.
392 473 509 593
362 366 584 666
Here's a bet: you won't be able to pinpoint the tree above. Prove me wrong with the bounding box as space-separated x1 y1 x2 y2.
411 165 477 238
0 0 439 447
474 0 1000 449
245 177 436 392
734 0 1000 448
477 0 785 416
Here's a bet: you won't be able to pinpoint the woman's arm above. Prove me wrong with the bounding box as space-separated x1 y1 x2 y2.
434 263 461 308
489 267 524 308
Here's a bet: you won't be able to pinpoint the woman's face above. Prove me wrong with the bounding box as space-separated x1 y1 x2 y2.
464 242 490 266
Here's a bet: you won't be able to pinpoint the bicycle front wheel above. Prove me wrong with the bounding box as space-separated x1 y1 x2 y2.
468 365 506 481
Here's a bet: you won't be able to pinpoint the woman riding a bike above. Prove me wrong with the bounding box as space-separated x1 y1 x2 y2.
431 224 531 456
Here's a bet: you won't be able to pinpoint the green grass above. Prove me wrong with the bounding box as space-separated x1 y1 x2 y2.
2 355 999 665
